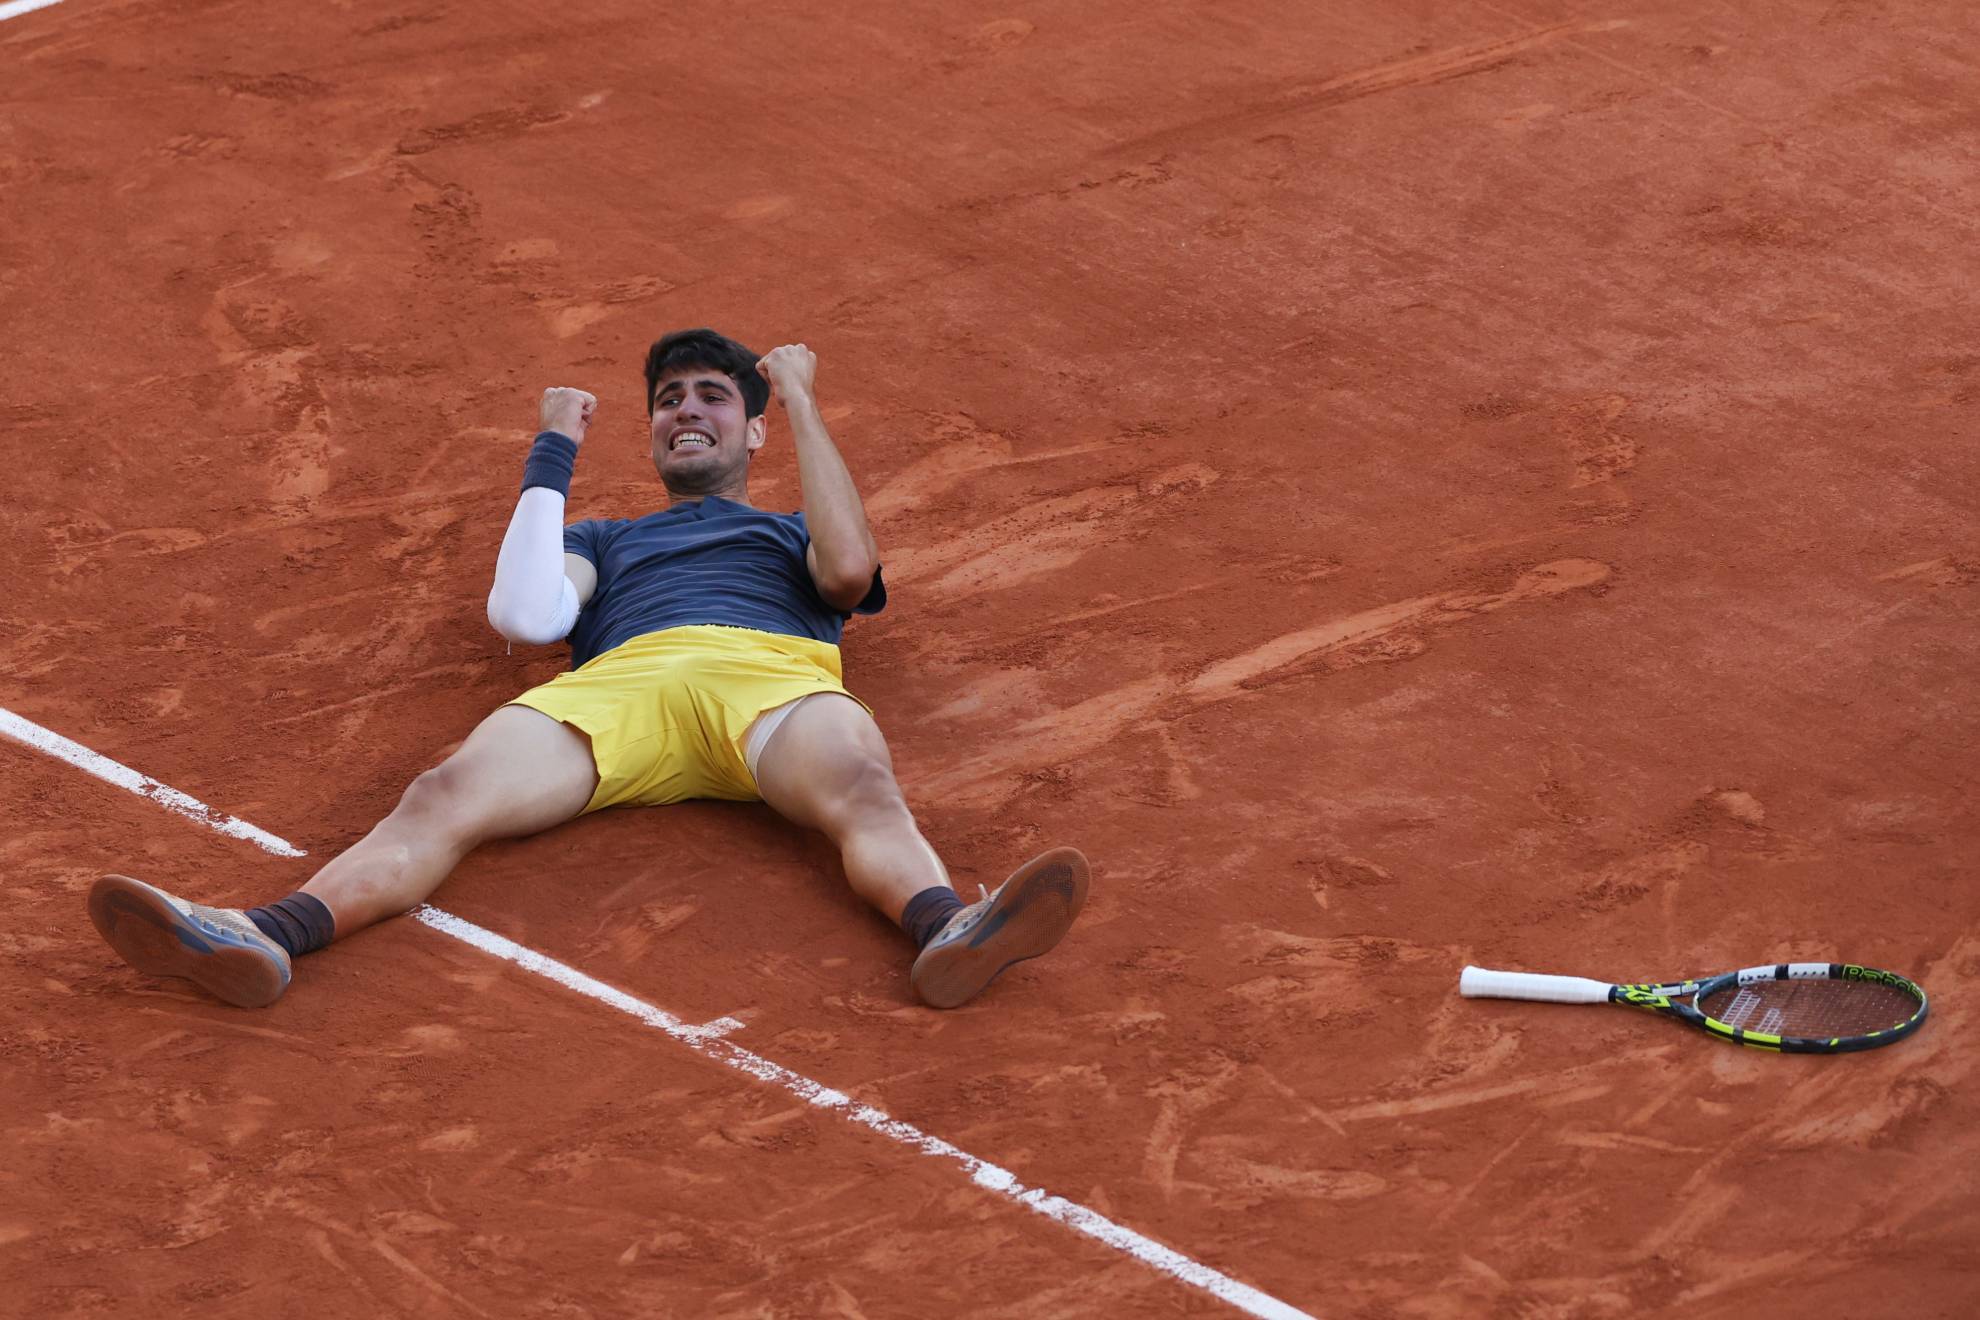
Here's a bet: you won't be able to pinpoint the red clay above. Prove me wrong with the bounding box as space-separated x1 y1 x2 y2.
4 1 1977 1316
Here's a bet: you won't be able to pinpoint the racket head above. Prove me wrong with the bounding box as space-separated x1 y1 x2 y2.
1683 963 1928 1053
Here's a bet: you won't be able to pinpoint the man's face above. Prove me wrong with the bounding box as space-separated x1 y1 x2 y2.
648 367 764 493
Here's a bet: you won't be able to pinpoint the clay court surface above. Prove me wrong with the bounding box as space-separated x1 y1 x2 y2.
4 0 1978 1315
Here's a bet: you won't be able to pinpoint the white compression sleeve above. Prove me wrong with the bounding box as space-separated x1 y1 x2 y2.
486 485 580 645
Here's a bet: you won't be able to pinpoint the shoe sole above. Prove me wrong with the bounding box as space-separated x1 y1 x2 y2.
87 874 290 1009
911 847 1090 1009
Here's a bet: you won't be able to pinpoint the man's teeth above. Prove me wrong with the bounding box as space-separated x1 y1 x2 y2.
674 432 713 450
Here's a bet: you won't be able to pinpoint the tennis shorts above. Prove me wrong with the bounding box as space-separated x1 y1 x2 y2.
506 624 869 813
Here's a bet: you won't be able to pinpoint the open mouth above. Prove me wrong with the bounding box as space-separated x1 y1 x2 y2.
669 429 715 452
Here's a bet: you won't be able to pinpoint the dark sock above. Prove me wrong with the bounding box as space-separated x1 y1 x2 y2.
901 886 966 950
245 893 337 958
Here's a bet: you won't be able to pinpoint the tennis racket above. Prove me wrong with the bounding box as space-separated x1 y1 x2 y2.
1459 961 1928 1054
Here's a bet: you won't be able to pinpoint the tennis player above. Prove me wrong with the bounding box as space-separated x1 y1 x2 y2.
87 329 1090 1010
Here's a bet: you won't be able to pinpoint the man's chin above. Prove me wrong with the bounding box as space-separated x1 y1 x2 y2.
657 457 740 497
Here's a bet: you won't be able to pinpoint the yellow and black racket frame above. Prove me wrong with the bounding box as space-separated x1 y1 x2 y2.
1614 963 1928 1054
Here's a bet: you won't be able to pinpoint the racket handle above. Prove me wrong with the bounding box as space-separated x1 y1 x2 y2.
1459 966 1614 1003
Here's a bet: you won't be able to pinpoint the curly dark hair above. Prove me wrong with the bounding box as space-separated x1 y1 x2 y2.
642 328 769 418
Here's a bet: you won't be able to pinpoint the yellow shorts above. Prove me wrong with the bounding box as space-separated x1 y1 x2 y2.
506 625 867 813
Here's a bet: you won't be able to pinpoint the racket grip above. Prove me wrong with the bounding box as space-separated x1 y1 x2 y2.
1459 966 1613 1003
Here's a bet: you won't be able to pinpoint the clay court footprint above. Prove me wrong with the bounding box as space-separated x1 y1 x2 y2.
384 1023 465 1057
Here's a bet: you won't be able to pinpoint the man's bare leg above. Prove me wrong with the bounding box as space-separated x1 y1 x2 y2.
89 705 598 1006
749 694 948 920
300 704 599 934
751 694 1088 1006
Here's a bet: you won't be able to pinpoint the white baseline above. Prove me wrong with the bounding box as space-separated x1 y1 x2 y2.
4 705 1315 1320
0 0 67 23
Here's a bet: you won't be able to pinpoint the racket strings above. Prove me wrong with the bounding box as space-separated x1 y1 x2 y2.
1699 978 1919 1039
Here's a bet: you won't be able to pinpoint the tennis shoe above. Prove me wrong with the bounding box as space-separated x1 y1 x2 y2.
88 874 292 1009
910 846 1090 1008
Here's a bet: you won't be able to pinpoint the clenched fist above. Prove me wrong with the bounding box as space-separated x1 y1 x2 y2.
540 387 597 443
755 344 817 409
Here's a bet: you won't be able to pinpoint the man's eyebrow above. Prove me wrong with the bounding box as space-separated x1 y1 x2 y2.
658 376 734 395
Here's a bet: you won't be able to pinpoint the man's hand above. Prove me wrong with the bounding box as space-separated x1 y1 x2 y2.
755 344 818 410
540 387 597 443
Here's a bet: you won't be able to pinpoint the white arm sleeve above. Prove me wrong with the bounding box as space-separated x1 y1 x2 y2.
486 485 581 645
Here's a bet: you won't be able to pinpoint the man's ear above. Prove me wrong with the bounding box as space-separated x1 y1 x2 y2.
746 414 767 452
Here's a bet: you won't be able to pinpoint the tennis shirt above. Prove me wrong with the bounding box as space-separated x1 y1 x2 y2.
562 496 886 668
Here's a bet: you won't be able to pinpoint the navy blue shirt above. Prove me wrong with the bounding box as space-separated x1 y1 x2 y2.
562 496 886 667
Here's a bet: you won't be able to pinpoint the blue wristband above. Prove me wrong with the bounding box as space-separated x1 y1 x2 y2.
521 431 579 496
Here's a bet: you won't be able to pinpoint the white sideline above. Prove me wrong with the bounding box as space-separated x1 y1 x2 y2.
0 0 66 23
1 708 305 857
414 906 1314 1320
8 705 1315 1320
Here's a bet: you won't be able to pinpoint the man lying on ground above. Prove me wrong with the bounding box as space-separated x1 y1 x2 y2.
88 328 1089 1010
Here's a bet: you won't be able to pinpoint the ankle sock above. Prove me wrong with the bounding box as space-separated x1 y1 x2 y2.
246 892 337 957
900 886 965 950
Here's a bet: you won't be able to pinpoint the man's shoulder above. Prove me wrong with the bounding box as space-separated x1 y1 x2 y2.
568 508 673 538
564 514 628 549
706 499 809 541
744 502 809 534
711 496 804 522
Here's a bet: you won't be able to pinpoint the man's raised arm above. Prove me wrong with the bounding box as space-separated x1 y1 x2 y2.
486 387 599 645
756 344 881 610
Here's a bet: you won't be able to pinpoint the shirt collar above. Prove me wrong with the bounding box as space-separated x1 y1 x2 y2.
664 495 749 517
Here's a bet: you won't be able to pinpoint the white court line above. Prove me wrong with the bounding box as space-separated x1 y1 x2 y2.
9 706 1316 1320
1 708 305 857
414 907 1314 1320
0 0 66 23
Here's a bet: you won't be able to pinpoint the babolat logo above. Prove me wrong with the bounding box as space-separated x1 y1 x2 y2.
1616 986 1671 1007
1842 965 1904 987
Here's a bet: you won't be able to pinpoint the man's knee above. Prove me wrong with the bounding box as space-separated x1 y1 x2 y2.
826 751 911 832
394 758 483 832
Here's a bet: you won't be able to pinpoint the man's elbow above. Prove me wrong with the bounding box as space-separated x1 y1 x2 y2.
486 595 567 647
815 558 879 611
